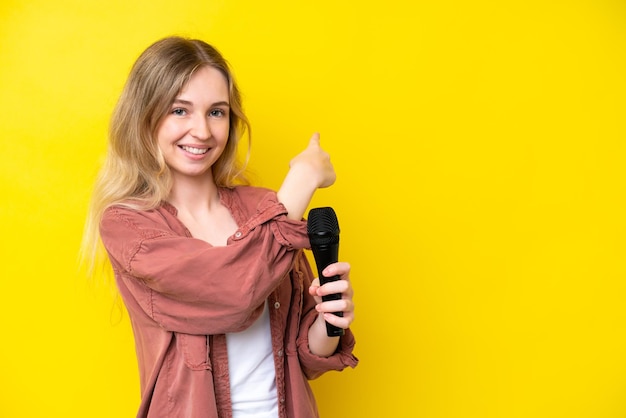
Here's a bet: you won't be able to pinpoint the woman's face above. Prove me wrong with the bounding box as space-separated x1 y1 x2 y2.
156 66 230 183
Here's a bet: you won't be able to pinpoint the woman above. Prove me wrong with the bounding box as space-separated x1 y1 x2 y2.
81 36 357 417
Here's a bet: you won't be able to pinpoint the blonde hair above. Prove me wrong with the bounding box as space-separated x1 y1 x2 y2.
81 36 251 275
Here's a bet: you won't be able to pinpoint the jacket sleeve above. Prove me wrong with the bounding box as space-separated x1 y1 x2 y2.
293 253 359 379
100 191 310 335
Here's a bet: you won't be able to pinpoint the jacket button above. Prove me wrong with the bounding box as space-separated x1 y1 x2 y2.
234 231 242 238
277 349 283 357
274 302 280 309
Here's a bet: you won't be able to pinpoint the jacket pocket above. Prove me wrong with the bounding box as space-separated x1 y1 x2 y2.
177 333 212 371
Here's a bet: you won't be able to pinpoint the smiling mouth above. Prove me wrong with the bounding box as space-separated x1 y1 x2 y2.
180 145 209 155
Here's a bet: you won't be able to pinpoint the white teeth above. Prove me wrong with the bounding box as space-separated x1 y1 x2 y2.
181 145 209 155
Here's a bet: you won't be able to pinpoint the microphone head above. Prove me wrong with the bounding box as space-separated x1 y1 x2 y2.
307 207 340 246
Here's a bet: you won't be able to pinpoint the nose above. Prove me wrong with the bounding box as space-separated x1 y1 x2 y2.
189 114 211 140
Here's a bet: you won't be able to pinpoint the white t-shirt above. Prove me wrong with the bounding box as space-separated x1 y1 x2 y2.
226 301 278 418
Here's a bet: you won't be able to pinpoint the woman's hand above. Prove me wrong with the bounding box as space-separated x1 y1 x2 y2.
288 132 336 189
308 261 355 357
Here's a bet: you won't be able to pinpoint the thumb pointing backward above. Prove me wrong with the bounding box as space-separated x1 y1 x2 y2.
309 132 321 148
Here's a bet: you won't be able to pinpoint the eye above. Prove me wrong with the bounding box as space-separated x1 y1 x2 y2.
172 108 187 116
209 108 227 118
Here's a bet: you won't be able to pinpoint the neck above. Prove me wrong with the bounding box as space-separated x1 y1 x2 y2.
167 172 220 216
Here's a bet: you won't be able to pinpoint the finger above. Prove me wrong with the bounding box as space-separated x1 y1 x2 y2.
322 262 351 279
317 280 352 298
322 311 354 329
317 298 353 315
308 277 322 301
308 132 321 148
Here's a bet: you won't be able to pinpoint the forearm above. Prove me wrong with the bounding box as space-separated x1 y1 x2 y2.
276 164 317 220
308 313 340 357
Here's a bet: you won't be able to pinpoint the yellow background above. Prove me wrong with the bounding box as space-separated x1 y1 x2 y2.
1 1 626 417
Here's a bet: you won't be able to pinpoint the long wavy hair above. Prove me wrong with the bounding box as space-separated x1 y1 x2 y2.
81 36 251 275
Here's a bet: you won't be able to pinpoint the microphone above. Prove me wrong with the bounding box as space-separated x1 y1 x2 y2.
307 207 345 337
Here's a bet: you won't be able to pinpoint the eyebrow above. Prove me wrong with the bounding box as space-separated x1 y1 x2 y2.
172 99 230 107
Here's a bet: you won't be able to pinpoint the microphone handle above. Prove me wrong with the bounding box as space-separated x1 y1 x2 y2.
312 244 345 337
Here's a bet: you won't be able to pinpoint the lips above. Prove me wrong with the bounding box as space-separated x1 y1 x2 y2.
180 145 209 155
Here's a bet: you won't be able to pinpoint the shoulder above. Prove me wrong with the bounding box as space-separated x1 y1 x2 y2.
221 185 275 209
221 185 283 224
226 185 274 201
